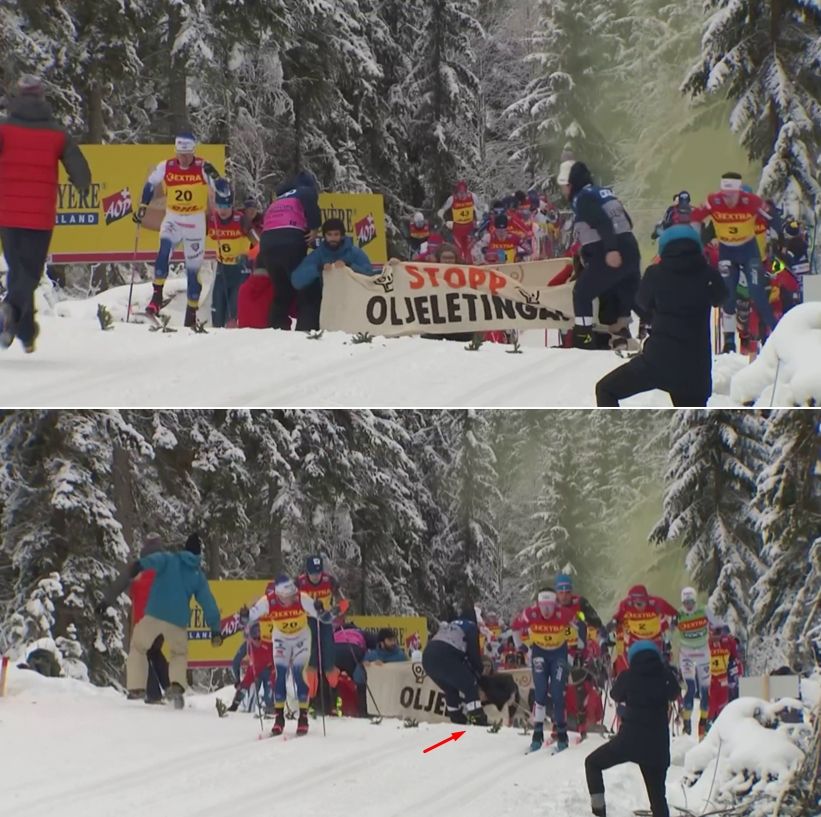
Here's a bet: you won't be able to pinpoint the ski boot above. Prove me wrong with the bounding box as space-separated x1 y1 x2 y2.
590 794 607 817
228 687 244 712
572 324 594 350
447 707 467 725
528 724 545 753
721 332 736 354
296 710 310 736
467 708 488 727
555 729 569 752
271 708 286 736
682 719 692 736
698 716 708 739
0 302 16 349
126 688 146 701
165 682 185 709
184 305 197 328
146 286 164 317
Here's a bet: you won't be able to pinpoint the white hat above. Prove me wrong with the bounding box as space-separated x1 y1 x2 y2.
538 590 557 605
557 160 575 186
681 586 697 603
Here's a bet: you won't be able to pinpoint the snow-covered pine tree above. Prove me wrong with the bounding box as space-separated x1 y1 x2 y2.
434 410 501 616
650 410 769 636
749 409 821 673
683 0 821 215
506 0 621 182
406 0 483 210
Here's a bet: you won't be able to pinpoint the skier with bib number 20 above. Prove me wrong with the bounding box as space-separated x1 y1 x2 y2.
133 133 222 326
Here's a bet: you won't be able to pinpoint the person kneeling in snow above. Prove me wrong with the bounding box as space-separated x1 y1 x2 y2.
595 225 727 407
290 218 376 331
585 640 681 817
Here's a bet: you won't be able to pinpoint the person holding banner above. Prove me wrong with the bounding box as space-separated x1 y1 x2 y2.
0 74 91 354
291 218 376 331
260 170 322 330
133 132 222 326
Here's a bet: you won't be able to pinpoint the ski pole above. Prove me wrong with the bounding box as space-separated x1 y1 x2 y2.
126 222 141 323
245 629 265 735
316 616 327 737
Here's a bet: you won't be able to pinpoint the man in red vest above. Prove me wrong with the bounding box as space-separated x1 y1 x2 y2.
0 75 90 353
96 532 168 703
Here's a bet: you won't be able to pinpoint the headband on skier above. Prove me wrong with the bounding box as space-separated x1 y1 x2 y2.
538 590 557 615
175 134 197 154
720 176 742 192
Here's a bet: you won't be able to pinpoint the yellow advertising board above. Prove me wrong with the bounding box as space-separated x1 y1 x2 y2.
48 144 226 263
39 144 387 266
187 580 427 668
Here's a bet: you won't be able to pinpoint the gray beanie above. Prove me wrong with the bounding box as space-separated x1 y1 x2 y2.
17 74 44 97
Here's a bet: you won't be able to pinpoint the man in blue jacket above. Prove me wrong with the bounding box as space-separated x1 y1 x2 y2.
125 533 222 707
291 218 376 331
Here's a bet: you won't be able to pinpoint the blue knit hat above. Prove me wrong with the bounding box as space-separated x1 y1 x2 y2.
627 640 660 664
658 224 702 255
555 573 573 591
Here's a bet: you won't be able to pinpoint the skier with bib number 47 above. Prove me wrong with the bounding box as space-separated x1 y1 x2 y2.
133 133 222 326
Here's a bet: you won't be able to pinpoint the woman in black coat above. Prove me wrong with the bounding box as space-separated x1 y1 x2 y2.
595 225 727 407
585 640 681 817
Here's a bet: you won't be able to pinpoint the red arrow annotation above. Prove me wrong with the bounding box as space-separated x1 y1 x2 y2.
422 730 466 754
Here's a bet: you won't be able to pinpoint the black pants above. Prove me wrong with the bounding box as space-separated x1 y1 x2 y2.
585 739 670 817
1 227 53 345
146 635 169 701
574 255 639 321
260 230 308 330
296 280 323 332
595 354 708 408
335 643 368 716
422 640 479 713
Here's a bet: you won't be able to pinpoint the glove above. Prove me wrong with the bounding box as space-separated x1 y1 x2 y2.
211 633 223 648
203 161 220 180
314 599 325 612
576 638 586 652
132 204 147 224
239 605 249 625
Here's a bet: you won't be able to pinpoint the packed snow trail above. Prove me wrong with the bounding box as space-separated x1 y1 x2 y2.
0 281 750 408
3 667 692 817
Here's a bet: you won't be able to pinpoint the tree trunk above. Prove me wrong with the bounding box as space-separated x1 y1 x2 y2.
87 81 105 143
167 3 188 138
268 511 283 576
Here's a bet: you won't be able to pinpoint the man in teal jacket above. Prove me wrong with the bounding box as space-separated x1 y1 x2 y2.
125 533 222 706
291 218 377 330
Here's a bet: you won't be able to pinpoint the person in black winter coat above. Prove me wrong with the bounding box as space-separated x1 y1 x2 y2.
585 640 681 817
595 224 727 407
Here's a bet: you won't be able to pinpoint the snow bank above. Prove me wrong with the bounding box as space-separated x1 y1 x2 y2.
682 697 810 813
730 302 821 406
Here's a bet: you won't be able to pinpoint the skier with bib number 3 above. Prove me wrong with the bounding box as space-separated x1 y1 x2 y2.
133 133 222 326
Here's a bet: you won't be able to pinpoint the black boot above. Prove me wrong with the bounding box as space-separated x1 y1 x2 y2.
228 687 243 712
467 707 488 726
146 286 164 316
184 305 197 327
721 332 736 354
271 708 285 736
573 324 595 350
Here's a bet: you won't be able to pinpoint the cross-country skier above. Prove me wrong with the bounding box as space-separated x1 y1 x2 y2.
585 640 681 817
437 180 482 264
408 212 431 255
207 179 259 327
651 191 693 240
554 573 605 643
296 556 346 711
422 609 488 726
674 587 711 737
557 160 641 351
230 576 322 736
513 590 581 752
707 619 740 725
608 585 677 677
133 133 222 326
691 172 777 352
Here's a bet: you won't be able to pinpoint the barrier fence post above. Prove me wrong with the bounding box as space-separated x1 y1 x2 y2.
0 655 9 696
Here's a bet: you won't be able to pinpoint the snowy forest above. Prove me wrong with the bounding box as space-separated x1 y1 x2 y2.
0 408 817 685
1 0 818 247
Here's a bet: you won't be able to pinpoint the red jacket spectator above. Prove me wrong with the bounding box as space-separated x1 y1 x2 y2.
130 571 156 625
237 269 275 328
0 79 90 231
